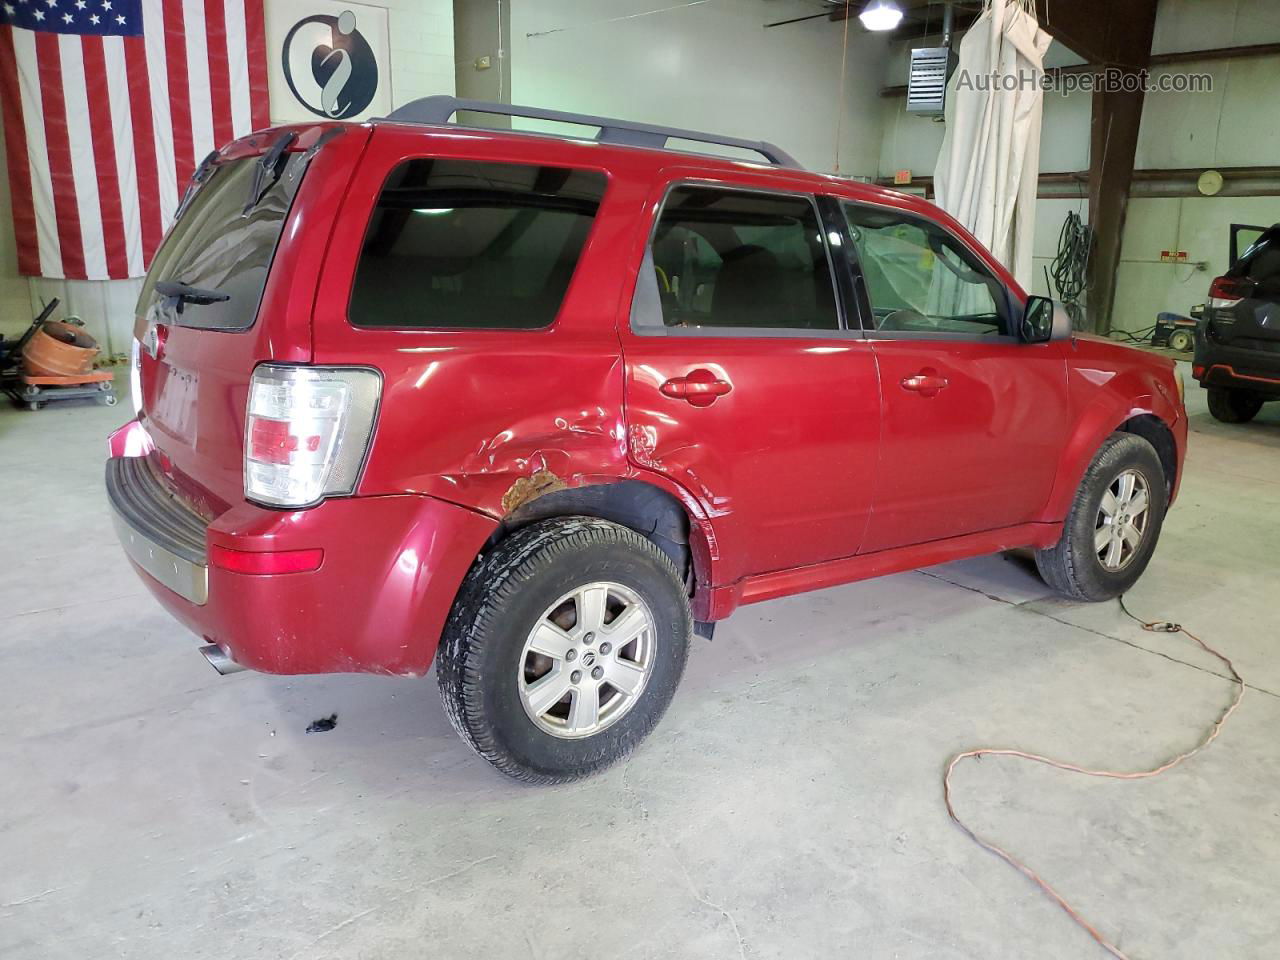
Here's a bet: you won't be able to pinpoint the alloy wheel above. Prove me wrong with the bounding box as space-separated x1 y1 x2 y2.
517 582 655 739
1094 468 1151 572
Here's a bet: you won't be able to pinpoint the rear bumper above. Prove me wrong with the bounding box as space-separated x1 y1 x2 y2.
107 448 497 676
1193 336 1280 398
106 456 209 605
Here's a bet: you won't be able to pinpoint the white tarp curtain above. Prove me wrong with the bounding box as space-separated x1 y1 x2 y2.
933 0 1053 291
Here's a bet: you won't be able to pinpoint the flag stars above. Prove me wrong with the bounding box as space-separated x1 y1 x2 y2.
46 0 57 7
114 12 122 22
101 0 110 8
2 3 14 13
88 10 97 21
75 0 85 7
61 10 71 19
32 6 43 17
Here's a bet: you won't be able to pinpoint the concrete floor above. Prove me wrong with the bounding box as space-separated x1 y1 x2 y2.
3 365 1278 960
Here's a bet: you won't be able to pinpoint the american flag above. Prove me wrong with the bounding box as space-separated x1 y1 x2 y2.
0 0 269 280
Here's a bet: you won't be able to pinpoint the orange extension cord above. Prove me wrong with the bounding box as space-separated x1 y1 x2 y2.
943 597 1246 959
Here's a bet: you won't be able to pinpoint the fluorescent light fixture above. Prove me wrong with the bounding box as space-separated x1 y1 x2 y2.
859 0 903 31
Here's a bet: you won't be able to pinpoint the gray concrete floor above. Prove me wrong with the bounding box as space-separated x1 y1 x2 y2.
2 365 1278 960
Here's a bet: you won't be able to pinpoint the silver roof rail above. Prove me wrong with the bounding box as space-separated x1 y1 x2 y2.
381 96 802 169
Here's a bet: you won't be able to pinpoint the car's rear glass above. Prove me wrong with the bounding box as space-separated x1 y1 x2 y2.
135 153 304 330
348 159 607 330
1238 228 1280 287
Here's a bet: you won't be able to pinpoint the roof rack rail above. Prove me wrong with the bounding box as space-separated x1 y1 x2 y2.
381 96 802 169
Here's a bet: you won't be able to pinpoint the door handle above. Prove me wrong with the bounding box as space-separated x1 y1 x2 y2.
900 371 949 397
660 370 732 407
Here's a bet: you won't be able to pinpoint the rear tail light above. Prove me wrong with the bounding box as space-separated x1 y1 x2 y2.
1208 275 1254 310
244 364 381 508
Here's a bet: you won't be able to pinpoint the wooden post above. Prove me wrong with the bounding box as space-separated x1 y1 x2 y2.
1034 0 1159 333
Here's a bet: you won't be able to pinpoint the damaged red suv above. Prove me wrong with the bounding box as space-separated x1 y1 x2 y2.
107 97 1186 782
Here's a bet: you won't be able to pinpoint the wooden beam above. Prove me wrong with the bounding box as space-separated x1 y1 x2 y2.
1149 42 1280 66
1087 83 1147 334
1033 0 1156 68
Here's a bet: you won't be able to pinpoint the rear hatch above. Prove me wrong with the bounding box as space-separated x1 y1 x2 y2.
133 126 357 515
1205 224 1280 356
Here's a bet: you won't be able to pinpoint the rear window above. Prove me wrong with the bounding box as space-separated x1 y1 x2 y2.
1238 229 1280 290
136 153 303 331
348 160 607 330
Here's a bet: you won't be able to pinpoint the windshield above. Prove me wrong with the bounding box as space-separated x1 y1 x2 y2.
136 153 304 331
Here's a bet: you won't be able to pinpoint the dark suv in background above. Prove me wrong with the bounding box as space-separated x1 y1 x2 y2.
1194 223 1280 422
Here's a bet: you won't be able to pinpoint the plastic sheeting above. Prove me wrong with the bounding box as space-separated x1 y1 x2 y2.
933 0 1052 291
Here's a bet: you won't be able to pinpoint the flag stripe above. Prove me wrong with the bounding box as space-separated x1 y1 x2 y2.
59 35 108 279
182 0 214 164
123 34 163 266
103 36 145 276
0 29 40 276
83 36 131 279
203 0 233 148
141 0 179 238
34 33 83 279
162 1 195 202
223 0 250 137
244 0 268 129
12 29 61 277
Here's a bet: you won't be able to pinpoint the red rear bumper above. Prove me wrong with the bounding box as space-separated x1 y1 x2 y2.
108 436 495 675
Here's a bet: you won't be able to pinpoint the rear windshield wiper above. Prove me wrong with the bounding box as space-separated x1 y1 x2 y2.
174 149 220 221
242 131 298 216
155 279 230 314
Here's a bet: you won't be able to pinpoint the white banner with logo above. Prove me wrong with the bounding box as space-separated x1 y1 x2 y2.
265 0 392 125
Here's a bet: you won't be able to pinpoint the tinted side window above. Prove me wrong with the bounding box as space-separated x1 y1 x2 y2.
650 187 838 331
349 160 606 330
842 203 1008 336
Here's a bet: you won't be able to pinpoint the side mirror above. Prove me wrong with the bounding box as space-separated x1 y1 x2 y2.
1019 295 1072 344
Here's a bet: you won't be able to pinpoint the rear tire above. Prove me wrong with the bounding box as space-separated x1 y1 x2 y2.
437 517 691 784
1207 386 1263 423
1168 329 1193 353
1035 433 1167 602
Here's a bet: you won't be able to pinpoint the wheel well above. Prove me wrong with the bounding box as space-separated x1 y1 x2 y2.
489 480 695 584
1117 414 1177 498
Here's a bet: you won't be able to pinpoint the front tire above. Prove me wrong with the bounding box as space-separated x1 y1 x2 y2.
1035 433 1167 602
1207 386 1263 423
437 517 691 784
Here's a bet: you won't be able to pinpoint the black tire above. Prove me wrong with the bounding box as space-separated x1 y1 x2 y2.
437 517 691 784
1207 386 1263 423
1168 329 1193 353
1035 433 1168 602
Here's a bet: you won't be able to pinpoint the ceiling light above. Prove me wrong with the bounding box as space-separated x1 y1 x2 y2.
859 1 903 31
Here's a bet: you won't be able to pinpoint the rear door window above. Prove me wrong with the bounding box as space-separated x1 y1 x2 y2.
644 185 839 332
349 160 607 330
137 153 304 331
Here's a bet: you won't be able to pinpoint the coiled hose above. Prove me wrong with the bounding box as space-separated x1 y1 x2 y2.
1046 210 1094 331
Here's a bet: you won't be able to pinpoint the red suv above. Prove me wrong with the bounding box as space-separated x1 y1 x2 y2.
107 97 1187 783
